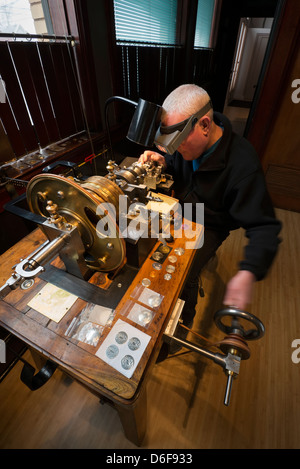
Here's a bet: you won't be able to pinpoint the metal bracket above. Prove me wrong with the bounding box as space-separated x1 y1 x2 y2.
20 360 58 391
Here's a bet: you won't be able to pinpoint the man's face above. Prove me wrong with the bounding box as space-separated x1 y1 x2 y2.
162 111 208 160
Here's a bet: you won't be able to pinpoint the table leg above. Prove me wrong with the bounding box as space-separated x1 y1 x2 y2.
115 384 147 446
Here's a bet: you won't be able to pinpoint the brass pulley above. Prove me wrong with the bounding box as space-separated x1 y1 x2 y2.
26 174 126 272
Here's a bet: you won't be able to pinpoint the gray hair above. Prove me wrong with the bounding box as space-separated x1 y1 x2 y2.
162 84 213 120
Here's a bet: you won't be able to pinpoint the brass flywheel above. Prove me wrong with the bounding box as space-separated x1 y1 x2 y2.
26 174 125 272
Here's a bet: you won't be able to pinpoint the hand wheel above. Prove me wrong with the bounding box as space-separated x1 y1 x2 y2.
214 307 265 341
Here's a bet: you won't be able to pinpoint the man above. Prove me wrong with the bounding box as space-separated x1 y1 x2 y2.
139 84 281 331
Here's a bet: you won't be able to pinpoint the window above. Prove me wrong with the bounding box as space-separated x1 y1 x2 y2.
0 0 87 168
113 0 178 46
194 0 215 49
0 0 50 36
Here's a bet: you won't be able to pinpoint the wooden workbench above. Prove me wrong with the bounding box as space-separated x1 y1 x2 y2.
0 221 203 445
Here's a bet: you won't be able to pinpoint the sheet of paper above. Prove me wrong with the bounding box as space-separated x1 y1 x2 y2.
95 319 151 378
27 283 78 322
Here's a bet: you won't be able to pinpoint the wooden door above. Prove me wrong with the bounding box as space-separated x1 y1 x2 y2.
247 0 300 212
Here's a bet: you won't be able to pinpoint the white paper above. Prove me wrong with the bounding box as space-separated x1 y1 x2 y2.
95 319 151 378
27 283 78 322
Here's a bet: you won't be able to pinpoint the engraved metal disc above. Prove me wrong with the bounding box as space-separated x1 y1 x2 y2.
115 331 128 344
106 344 119 359
128 337 141 351
121 355 135 370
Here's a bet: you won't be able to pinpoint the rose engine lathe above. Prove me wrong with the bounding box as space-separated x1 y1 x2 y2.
0 156 265 406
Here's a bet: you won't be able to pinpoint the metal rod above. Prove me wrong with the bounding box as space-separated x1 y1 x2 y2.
165 335 226 368
224 373 234 406
0 33 74 41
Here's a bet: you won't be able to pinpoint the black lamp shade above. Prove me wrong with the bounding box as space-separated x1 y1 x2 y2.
127 98 162 147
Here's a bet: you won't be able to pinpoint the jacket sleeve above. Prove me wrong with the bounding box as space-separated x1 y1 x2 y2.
225 170 282 280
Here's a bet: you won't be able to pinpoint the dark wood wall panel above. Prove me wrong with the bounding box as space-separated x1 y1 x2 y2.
0 40 86 161
0 42 38 154
24 43 61 143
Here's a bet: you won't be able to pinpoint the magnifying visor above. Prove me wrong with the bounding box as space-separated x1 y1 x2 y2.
154 100 212 154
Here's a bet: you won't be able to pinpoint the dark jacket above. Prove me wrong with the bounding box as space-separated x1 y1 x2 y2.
164 112 281 280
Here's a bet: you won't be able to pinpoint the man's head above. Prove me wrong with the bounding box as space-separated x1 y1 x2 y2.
155 84 214 160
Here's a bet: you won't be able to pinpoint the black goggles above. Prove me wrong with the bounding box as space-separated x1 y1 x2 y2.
154 100 212 154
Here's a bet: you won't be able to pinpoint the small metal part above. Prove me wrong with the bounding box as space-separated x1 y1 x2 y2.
165 265 175 273
152 262 162 271
174 247 185 256
168 255 177 263
164 273 172 280
20 279 34 290
142 278 151 287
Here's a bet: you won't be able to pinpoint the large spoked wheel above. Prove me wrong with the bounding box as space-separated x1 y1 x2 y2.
214 307 265 341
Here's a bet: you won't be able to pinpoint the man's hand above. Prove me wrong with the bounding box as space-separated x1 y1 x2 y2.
223 270 256 311
139 150 166 167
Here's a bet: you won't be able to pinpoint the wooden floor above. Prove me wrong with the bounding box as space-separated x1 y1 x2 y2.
0 207 299 449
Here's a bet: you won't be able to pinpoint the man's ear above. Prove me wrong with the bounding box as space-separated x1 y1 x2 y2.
199 116 211 135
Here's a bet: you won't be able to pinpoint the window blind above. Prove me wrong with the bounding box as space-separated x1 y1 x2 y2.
113 0 178 46
194 0 215 48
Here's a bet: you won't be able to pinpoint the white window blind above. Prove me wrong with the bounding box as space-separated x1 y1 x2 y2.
194 0 215 48
113 0 178 46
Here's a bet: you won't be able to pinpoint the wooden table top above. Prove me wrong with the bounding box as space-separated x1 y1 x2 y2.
0 221 203 403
